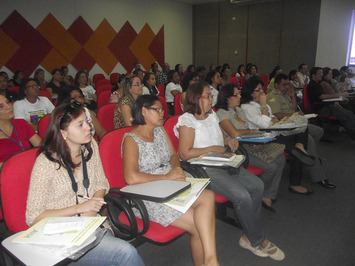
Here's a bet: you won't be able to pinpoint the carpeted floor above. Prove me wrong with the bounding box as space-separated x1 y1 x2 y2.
136 126 355 266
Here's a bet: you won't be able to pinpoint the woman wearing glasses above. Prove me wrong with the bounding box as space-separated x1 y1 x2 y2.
114 74 143 129
57 86 106 139
123 95 219 266
13 78 55 131
175 82 285 261
26 102 144 266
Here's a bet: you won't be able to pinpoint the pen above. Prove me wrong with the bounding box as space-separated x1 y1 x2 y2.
78 195 106 204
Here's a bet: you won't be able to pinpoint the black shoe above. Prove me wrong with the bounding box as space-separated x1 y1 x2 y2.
317 179 337 189
262 201 276 213
288 186 313 195
291 148 316 166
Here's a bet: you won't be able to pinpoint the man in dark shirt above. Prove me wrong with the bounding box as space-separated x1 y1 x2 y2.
307 67 355 140
0 74 17 102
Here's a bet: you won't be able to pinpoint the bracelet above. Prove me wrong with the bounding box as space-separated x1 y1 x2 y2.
260 106 268 111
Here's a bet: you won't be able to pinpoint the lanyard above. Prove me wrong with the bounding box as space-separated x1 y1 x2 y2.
0 121 24 150
65 152 90 206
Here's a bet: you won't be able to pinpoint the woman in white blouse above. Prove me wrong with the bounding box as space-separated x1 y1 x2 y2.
74 70 97 110
205 70 221 107
174 81 285 261
165 70 182 115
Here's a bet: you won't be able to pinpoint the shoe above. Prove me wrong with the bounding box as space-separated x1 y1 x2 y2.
260 241 285 261
289 186 313 195
262 201 276 214
318 179 337 189
290 147 316 166
239 237 269 257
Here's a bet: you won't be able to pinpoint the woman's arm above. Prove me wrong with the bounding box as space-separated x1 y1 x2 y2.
178 125 225 161
219 119 255 138
121 104 133 127
88 109 107 139
45 87 57 97
122 135 185 185
93 93 97 102
160 126 180 168
170 90 180 97
29 134 41 147
242 103 272 129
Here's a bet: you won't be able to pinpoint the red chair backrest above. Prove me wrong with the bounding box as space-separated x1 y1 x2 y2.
110 73 119 84
240 76 245 87
93 74 105 84
261 74 268 91
39 90 52 102
99 127 133 188
8 86 19 93
157 85 165 99
163 114 182 152
41 85 47 91
95 79 110 88
97 90 112 109
230 77 239 86
232 72 237 77
303 85 311 111
0 148 39 232
97 103 116 132
37 114 51 139
174 93 183 115
96 84 113 95
158 96 169 120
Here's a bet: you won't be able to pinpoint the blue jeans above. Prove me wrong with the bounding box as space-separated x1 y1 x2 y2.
249 153 286 200
205 167 265 247
70 229 145 266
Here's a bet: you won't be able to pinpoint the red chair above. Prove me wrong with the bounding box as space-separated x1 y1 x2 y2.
157 85 165 99
99 127 186 244
230 77 239 86
41 85 47 91
96 84 112 95
97 103 116 132
232 72 237 77
158 96 169 120
0 148 39 234
8 86 19 93
39 90 52 102
174 93 183 115
110 73 119 84
97 90 111 109
95 79 110 88
261 74 268 91
37 114 51 139
93 74 105 84
240 76 245 87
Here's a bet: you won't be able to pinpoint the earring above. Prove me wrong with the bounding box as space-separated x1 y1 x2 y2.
63 137 67 140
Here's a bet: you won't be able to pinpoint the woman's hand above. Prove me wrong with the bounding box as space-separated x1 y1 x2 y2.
166 167 186 181
259 94 268 106
77 197 106 215
227 138 239 152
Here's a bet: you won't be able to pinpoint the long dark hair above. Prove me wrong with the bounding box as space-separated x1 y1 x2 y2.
131 95 160 126
40 102 93 170
142 72 158 95
57 85 84 105
74 70 87 86
215 83 237 111
241 76 264 104
181 72 198 92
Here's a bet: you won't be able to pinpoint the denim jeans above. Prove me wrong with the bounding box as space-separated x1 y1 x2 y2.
204 167 265 247
249 153 286 200
70 229 145 266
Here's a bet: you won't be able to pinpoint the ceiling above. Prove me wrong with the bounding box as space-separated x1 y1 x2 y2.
169 0 223 5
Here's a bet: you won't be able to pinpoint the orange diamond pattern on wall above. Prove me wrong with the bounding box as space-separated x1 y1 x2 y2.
0 10 164 76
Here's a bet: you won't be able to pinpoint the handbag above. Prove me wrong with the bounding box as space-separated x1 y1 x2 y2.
242 143 285 163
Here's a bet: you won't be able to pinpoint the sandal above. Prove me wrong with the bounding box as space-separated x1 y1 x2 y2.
239 237 268 257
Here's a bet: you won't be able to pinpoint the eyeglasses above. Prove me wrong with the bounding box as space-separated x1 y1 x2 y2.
192 78 199 82
146 106 164 114
26 84 40 89
60 101 82 124
132 83 143 87
200 94 214 99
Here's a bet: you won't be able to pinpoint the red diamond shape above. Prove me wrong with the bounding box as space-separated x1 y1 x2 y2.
71 48 96 72
68 16 94 46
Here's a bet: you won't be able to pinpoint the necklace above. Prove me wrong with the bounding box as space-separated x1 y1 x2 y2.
0 121 24 150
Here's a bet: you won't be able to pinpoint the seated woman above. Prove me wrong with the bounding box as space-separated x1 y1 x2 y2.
165 70 182 115
109 74 125 104
74 70 97 110
221 67 231 87
266 66 282 94
80 68 95 88
34 68 47 87
46 69 66 99
241 76 315 195
61 66 74 86
215 84 286 212
13 79 55 131
142 72 159 96
236 64 245 82
244 64 259 81
57 86 106 139
122 95 219 266
205 70 221 106
175 63 185 81
114 74 142 129
133 69 144 82
0 95 41 167
150 62 159 76
10 70 24 87
288 69 302 90
175 82 285 261
26 102 144 266
180 71 199 111
186 64 195 74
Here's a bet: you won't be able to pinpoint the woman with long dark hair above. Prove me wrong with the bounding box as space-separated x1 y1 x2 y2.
142 72 159 96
